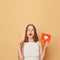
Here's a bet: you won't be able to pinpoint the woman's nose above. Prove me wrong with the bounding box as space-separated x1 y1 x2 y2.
30 30 32 33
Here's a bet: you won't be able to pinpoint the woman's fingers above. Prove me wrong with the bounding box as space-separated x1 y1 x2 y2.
45 41 49 48
18 35 23 43
18 38 23 48
18 40 22 44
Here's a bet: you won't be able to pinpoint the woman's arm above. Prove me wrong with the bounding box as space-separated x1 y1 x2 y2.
18 40 24 60
41 42 48 60
38 41 48 60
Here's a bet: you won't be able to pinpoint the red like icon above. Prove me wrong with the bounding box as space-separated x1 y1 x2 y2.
41 33 51 43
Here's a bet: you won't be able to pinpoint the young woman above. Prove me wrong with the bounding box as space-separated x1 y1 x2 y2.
18 24 49 60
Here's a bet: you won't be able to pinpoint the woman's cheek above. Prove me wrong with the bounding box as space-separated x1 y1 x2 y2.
27 31 29 37
32 31 34 36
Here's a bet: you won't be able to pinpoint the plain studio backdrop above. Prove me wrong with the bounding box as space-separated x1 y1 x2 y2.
0 0 60 60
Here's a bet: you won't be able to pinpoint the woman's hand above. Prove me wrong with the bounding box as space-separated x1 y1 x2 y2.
41 42 49 60
18 37 23 49
44 41 49 49
18 38 24 60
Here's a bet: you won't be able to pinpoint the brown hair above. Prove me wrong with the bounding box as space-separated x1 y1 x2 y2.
24 24 38 42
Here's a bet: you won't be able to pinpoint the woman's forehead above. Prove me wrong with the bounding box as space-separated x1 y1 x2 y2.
28 26 34 29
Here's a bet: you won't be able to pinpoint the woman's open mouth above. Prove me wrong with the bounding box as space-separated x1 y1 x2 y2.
29 33 32 36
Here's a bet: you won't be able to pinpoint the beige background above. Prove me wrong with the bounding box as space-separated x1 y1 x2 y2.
0 0 60 60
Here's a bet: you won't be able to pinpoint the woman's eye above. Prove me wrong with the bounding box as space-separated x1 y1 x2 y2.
27 28 34 31
27 29 30 31
32 29 34 31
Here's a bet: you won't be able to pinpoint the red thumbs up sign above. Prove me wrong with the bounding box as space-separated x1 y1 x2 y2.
41 33 51 43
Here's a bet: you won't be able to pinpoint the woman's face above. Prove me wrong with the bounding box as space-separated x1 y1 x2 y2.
27 26 34 39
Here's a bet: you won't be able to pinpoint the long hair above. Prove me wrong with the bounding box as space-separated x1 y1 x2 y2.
24 24 38 42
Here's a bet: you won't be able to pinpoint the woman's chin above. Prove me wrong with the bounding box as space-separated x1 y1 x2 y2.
28 36 33 39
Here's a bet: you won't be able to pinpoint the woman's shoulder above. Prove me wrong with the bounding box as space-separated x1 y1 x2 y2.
37 41 42 47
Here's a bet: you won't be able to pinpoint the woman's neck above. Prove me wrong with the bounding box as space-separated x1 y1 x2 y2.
28 38 34 42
